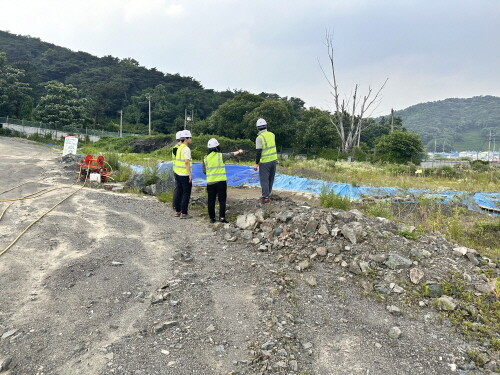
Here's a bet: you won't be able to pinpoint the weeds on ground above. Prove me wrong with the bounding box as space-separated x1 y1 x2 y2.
467 350 486 367
385 198 499 259
143 165 158 186
103 152 120 171
280 158 500 192
397 229 420 240
113 165 133 182
157 191 173 203
122 187 141 195
319 187 351 210
363 200 394 220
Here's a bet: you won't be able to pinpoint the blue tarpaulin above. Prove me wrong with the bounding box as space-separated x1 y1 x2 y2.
134 162 499 215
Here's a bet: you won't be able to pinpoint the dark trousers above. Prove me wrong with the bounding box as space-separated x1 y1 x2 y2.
171 178 178 210
258 160 277 198
207 181 227 220
174 174 192 214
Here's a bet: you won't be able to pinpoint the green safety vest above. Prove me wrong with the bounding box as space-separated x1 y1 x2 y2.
258 131 278 163
173 143 191 174
171 144 179 160
204 152 227 183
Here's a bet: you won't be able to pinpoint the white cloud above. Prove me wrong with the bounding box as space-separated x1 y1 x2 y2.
164 4 185 16
0 0 499 111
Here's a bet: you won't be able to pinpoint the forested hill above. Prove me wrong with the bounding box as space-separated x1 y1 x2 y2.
0 30 235 133
393 96 500 151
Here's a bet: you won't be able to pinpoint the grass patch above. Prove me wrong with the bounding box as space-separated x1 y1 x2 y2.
363 200 394 220
157 191 173 203
319 187 351 210
114 165 133 182
279 159 500 192
397 229 419 240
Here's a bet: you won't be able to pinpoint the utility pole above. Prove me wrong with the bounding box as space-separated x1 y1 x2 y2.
488 129 492 162
119 110 123 137
147 95 152 136
390 108 394 133
184 109 194 130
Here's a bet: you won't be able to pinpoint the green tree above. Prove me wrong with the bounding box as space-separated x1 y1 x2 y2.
205 92 264 138
0 53 32 118
294 107 339 152
361 116 404 148
242 99 297 148
375 131 425 164
35 81 88 128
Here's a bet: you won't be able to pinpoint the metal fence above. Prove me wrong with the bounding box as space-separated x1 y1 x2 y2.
0 117 143 141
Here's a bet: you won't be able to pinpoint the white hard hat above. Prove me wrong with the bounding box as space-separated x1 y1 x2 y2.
175 131 182 140
256 118 267 127
181 130 192 138
207 138 219 148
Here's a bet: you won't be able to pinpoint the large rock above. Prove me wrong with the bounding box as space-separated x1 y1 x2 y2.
236 214 258 230
409 268 425 284
125 173 144 188
385 253 413 270
434 296 456 311
341 222 366 244
474 281 496 294
304 219 319 234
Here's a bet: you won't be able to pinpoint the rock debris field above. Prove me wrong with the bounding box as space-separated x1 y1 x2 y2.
0 137 498 375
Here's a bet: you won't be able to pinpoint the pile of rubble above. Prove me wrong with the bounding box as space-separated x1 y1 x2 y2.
216 197 499 373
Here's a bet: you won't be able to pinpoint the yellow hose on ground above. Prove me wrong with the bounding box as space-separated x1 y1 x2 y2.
0 202 13 221
0 186 83 257
0 185 75 202
0 165 91 257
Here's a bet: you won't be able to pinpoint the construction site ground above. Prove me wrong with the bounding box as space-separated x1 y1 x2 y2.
0 137 496 375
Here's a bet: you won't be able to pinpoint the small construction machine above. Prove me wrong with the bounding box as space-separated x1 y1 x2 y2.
79 154 109 183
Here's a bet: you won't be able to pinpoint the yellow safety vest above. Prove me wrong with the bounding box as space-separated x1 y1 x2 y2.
204 152 226 183
258 131 278 163
173 143 191 174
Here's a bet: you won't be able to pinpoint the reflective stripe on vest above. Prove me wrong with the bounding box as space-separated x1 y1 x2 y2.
173 143 191 174
258 131 278 163
204 152 226 183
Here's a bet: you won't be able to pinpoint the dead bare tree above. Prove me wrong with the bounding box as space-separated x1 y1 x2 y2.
319 31 388 154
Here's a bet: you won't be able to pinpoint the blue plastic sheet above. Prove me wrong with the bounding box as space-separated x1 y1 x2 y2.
133 162 499 216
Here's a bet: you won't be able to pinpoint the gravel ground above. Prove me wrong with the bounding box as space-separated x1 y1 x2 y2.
0 137 494 375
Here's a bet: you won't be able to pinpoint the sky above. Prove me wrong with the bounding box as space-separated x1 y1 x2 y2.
1 0 499 116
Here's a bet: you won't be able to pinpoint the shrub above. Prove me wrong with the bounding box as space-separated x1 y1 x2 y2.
435 165 461 178
103 152 120 171
319 187 351 210
143 166 158 186
470 160 490 172
366 201 394 220
114 165 133 182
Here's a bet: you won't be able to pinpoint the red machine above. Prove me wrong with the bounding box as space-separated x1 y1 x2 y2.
79 154 109 182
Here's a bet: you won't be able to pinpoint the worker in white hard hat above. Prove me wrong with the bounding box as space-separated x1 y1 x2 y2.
172 129 193 219
202 138 243 223
170 131 182 211
252 118 277 205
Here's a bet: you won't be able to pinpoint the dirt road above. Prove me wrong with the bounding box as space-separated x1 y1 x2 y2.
0 137 485 374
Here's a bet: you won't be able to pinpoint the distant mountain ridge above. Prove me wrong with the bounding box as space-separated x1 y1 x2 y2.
391 96 500 151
